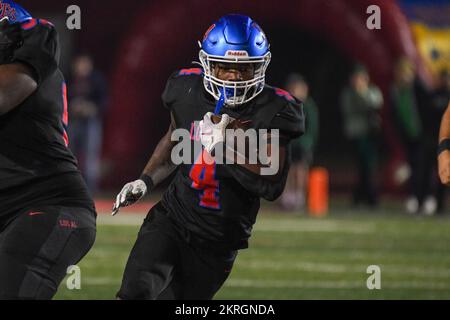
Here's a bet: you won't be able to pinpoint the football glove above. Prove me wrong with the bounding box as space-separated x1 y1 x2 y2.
199 112 231 154
112 179 147 216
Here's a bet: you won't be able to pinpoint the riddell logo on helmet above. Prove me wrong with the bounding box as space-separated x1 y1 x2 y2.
225 50 249 57
0 2 16 21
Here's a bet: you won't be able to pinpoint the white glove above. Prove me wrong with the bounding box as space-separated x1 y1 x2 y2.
199 112 231 154
112 179 147 216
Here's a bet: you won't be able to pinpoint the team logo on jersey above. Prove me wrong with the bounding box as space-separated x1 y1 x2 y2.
0 1 16 21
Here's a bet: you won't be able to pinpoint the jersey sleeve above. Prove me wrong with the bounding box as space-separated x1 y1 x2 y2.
161 71 179 111
161 68 203 111
12 19 59 84
269 99 305 142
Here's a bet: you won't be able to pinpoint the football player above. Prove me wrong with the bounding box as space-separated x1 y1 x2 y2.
0 1 96 299
438 101 450 186
113 14 304 299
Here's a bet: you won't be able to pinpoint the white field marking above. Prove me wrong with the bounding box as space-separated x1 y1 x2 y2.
73 277 450 291
81 277 118 286
338 251 450 262
78 253 129 264
238 261 450 278
97 214 145 226
223 279 450 290
97 215 376 234
253 220 375 234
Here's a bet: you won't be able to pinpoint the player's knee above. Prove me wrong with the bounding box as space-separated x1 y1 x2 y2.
118 271 168 300
0 264 57 300
117 280 153 300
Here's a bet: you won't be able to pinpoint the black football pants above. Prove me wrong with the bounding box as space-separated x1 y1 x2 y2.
0 205 96 299
117 203 236 300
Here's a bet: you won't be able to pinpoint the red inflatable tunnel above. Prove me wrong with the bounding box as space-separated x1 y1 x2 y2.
104 0 428 187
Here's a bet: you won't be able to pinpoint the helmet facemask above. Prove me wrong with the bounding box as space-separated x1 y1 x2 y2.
199 49 271 108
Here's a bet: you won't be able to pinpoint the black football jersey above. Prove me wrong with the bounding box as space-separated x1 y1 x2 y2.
0 19 94 218
160 67 304 250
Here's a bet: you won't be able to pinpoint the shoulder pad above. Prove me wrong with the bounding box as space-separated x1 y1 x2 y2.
13 18 58 83
273 87 296 103
176 68 203 76
268 87 305 139
162 68 203 110
20 18 54 31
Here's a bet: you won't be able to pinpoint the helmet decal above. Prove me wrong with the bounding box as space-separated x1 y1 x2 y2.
203 24 216 42
0 0 32 23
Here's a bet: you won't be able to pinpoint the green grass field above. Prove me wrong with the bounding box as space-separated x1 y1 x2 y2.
54 203 450 300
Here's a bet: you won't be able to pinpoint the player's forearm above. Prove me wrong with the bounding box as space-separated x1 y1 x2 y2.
0 63 37 115
223 161 288 201
142 161 177 187
439 102 450 142
141 128 178 187
220 143 288 200
218 133 286 178
221 143 280 179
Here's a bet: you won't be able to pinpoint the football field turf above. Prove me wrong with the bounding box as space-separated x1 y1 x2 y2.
54 204 450 300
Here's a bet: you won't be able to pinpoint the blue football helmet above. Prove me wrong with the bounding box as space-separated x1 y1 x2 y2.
0 0 32 24
199 14 271 107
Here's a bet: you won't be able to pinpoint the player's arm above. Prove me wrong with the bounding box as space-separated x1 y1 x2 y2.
438 101 450 185
221 137 290 201
201 120 290 200
199 112 289 177
140 113 178 185
221 132 287 177
112 113 178 215
225 100 304 200
0 62 37 115
199 101 304 201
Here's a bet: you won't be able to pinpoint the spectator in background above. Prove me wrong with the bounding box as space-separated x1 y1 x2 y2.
68 54 107 195
390 57 427 214
341 64 383 209
281 74 319 212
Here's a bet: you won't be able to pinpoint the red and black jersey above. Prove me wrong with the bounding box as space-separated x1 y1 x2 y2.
0 19 94 218
160 67 304 251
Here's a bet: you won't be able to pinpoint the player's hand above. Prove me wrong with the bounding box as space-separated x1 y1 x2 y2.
438 150 450 186
199 112 231 154
112 179 147 216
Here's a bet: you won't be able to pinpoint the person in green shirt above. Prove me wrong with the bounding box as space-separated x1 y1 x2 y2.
280 74 319 211
391 57 438 215
340 64 383 209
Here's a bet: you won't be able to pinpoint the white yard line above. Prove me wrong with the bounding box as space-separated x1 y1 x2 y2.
97 215 376 234
224 279 450 290
97 215 145 226
237 261 450 278
75 276 450 291
254 221 375 233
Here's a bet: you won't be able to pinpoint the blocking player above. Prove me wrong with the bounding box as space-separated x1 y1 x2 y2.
112 14 304 299
0 1 96 299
